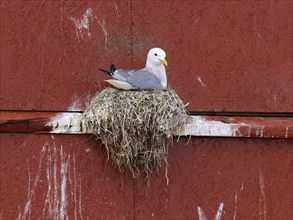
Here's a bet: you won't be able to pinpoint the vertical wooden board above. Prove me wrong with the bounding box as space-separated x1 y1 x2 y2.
0 134 134 219
135 138 293 219
131 0 293 112
0 0 131 111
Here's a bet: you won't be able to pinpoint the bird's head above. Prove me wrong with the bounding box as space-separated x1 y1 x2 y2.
147 48 168 67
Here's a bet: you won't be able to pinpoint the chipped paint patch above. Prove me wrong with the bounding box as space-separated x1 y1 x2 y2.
70 8 93 41
68 95 83 111
233 182 244 220
68 93 92 112
98 18 108 49
18 144 47 220
18 141 83 220
59 145 69 220
285 127 289 138
197 202 224 220
256 126 265 138
197 207 207 220
78 179 83 220
180 116 244 137
46 112 86 133
114 1 119 17
196 76 208 88
215 202 224 220
46 96 89 133
233 191 238 220
240 182 244 191
259 169 267 220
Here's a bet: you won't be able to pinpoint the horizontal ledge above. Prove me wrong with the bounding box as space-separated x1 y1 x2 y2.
2 109 292 117
0 111 292 138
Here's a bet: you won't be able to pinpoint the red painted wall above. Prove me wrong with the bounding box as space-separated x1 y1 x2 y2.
1 135 292 219
1 1 292 112
1 1 292 219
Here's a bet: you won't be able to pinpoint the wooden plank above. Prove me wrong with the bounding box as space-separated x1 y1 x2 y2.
1 111 292 138
2 135 292 219
1 1 292 113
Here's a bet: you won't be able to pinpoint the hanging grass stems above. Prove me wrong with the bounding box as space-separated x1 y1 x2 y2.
82 88 192 177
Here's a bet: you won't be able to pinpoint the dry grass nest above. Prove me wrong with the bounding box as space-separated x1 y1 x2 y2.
82 88 192 177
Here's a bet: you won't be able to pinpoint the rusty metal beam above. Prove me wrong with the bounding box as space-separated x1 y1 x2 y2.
0 111 292 138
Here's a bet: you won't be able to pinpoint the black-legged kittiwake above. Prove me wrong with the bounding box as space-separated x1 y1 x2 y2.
98 48 168 90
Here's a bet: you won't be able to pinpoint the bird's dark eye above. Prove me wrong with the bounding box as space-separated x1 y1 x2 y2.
154 53 157 56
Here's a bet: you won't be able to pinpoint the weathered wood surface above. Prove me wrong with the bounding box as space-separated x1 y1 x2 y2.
1 1 292 113
1 1 293 220
1 111 292 138
2 134 292 219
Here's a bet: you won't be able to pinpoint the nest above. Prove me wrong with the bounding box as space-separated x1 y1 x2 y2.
82 88 192 177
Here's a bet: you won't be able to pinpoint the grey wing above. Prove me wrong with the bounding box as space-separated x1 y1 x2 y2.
128 70 164 90
112 69 132 82
113 69 164 90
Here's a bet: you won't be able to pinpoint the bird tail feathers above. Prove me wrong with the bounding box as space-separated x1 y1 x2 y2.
98 64 116 76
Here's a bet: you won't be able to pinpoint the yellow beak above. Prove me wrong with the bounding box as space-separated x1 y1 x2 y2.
160 59 168 66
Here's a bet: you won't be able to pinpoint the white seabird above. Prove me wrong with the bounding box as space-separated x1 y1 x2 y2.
98 48 168 90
